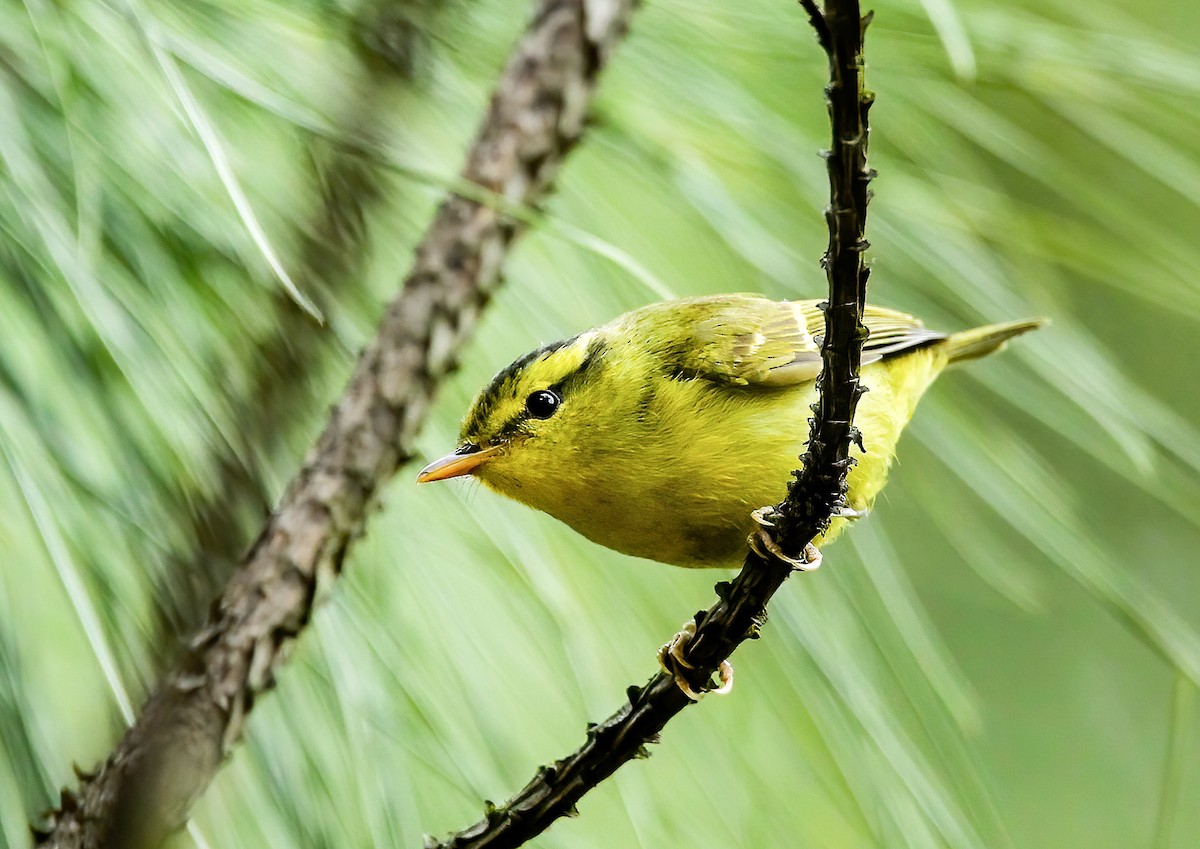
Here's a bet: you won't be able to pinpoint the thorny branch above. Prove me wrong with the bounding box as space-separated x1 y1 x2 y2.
34 2 637 846
429 1 874 847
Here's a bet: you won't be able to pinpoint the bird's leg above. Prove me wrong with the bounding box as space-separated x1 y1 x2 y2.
657 620 734 701
748 507 823 571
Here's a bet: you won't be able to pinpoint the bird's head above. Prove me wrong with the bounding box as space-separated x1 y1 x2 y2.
417 331 610 498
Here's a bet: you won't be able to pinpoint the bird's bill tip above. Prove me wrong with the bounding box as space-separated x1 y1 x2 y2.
416 445 501 483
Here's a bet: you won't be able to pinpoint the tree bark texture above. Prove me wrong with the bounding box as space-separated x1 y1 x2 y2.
150 0 444 672
35 2 637 846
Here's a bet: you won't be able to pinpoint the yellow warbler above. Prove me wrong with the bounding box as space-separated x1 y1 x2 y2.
419 294 1043 567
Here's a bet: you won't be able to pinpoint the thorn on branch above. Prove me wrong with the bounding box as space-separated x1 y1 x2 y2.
71 763 99 782
797 0 832 52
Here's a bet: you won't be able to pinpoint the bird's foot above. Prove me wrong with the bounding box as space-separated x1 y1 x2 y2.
832 504 869 521
657 621 733 701
748 507 823 571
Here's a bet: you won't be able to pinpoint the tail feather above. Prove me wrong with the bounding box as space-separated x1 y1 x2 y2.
944 318 1047 364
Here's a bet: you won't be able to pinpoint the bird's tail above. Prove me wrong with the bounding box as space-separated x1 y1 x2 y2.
943 318 1047 364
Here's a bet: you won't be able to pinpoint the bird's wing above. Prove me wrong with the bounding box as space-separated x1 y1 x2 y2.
669 297 944 388
857 304 947 358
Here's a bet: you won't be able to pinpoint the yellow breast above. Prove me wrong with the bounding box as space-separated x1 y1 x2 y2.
477 347 947 568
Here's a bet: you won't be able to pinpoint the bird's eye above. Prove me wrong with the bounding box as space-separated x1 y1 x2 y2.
525 389 561 419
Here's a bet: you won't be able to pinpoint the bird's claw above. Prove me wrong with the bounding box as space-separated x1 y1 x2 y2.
832 504 868 520
657 621 733 701
748 507 823 571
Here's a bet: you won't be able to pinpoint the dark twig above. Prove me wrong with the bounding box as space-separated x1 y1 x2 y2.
776 0 874 548
797 0 832 51
429 2 873 848
34 2 636 846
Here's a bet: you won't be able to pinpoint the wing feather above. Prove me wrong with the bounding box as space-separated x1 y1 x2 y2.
652 296 945 389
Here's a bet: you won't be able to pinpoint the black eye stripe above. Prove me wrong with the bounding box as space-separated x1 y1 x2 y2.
525 389 561 419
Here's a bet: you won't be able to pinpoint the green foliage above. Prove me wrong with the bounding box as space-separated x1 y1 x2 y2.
1 0 1198 847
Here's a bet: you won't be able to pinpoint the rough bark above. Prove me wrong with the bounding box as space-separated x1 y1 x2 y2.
34 2 636 846
150 0 442 671
427 2 872 847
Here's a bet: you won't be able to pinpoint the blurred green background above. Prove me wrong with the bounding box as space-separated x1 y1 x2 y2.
2 0 1198 847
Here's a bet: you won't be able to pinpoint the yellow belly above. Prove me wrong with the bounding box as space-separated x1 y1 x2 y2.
482 349 947 567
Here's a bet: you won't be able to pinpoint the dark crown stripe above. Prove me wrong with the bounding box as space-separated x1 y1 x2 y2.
461 333 585 438
485 336 609 441
549 334 606 395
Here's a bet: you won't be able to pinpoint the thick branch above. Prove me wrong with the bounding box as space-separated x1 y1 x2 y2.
35 2 636 847
150 0 439 670
430 2 872 847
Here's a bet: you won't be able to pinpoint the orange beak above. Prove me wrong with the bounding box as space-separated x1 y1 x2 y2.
416 444 503 483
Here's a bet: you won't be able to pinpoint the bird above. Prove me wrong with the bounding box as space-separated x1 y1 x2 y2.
418 294 1043 570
